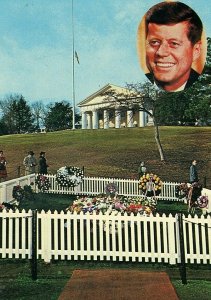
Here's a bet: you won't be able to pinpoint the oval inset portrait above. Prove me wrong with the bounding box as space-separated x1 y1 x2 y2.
137 1 207 92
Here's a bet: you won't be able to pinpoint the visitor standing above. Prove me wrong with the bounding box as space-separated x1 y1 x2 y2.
189 160 198 184
138 161 147 178
23 151 37 175
38 151 49 174
0 150 7 182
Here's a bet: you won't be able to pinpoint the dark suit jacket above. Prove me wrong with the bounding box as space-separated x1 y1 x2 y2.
146 68 200 90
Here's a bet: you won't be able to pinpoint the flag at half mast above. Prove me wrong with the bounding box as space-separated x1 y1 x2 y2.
75 51 80 64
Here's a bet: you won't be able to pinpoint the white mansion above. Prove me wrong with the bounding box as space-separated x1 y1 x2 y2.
78 84 153 129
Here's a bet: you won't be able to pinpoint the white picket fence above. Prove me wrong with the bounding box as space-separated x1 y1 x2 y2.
0 174 181 203
1 174 210 213
0 208 211 265
45 174 180 200
0 174 211 265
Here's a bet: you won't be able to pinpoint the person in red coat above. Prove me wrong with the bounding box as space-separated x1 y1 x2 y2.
0 150 7 182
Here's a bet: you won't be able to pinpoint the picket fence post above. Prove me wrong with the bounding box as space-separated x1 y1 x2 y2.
31 210 37 280
40 210 52 263
168 213 177 265
177 213 187 284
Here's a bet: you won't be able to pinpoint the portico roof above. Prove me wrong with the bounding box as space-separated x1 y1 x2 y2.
78 83 132 107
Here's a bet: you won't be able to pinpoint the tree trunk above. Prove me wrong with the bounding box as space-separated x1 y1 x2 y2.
153 118 165 161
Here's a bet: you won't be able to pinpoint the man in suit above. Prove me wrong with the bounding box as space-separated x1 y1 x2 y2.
144 2 203 92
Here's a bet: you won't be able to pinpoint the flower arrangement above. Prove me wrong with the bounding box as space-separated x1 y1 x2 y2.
139 173 162 196
35 175 51 192
67 194 157 216
105 182 118 197
197 195 208 208
56 166 84 188
12 184 34 202
0 201 19 211
175 183 190 200
23 184 34 200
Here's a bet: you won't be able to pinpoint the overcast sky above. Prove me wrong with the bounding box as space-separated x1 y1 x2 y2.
0 0 210 106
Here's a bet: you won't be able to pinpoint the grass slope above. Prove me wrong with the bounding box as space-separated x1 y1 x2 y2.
1 126 210 187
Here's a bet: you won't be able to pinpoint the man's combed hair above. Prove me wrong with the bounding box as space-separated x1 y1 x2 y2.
145 1 203 45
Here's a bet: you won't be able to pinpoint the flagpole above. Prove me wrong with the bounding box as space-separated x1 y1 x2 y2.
72 0 76 130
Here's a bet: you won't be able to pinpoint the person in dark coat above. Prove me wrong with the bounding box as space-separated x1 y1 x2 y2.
38 152 49 174
189 160 198 184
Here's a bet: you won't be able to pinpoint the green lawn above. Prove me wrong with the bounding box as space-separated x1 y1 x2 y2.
1 126 211 188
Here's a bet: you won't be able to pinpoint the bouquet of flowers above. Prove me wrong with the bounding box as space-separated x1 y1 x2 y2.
139 173 162 196
35 175 51 192
56 166 84 188
67 194 157 216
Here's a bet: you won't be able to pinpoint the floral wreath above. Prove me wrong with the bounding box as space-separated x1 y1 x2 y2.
12 185 25 202
56 166 84 188
105 182 118 196
12 184 34 202
139 173 162 196
35 175 51 192
197 195 208 208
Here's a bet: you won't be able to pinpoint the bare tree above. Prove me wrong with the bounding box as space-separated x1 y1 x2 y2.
102 81 165 161
31 101 45 130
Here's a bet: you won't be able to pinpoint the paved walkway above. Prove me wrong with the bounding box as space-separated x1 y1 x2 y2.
58 269 179 300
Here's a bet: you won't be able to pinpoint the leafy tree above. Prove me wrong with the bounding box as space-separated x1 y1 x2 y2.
44 101 73 131
0 120 9 135
0 94 33 133
11 96 34 133
183 37 211 125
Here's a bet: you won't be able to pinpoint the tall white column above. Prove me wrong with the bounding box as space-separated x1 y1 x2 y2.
92 110 99 129
127 110 133 127
81 112 87 129
139 110 145 127
115 109 121 128
103 110 109 129
87 113 92 129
